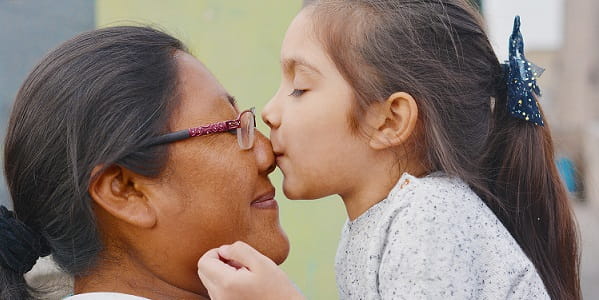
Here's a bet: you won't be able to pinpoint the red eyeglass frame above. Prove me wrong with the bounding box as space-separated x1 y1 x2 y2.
148 107 256 147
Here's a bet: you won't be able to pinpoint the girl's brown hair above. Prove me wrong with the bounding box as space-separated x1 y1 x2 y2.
306 0 580 299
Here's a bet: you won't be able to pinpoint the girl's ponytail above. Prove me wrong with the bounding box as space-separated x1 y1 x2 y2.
479 17 581 300
481 93 580 300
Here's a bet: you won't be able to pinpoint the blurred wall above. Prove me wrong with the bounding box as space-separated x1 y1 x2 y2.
483 0 563 130
0 0 95 209
559 2 599 296
556 0 599 202
484 0 564 61
96 1 346 299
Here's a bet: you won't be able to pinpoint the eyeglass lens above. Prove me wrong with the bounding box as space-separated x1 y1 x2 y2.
237 110 255 150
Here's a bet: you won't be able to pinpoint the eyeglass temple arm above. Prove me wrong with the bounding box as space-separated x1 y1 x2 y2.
148 130 190 146
147 110 251 147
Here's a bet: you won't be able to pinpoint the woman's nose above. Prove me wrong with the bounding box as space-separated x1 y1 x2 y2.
253 130 276 175
261 98 279 129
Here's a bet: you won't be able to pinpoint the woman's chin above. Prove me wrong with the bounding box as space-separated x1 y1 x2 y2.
271 231 290 265
257 228 290 265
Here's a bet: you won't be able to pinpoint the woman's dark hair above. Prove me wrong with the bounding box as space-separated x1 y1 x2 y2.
1 26 187 299
306 0 580 299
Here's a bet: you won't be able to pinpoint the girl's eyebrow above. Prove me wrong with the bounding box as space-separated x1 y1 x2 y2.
281 57 322 76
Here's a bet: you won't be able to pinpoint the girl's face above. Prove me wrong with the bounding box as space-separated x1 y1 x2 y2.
262 9 373 200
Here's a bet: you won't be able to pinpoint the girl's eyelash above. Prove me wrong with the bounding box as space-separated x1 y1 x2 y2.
289 89 306 97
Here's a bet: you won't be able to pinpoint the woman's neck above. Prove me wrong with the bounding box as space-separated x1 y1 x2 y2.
74 252 209 300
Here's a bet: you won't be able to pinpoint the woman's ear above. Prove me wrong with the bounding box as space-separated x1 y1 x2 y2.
89 165 157 228
367 92 419 150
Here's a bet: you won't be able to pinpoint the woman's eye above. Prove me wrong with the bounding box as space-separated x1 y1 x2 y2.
288 89 306 97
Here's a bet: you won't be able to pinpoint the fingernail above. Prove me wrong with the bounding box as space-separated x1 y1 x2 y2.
219 245 231 255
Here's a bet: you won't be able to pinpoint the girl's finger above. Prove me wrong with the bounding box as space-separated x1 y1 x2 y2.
197 248 239 283
217 241 275 272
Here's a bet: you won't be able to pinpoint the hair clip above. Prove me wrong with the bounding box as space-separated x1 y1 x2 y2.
502 16 545 126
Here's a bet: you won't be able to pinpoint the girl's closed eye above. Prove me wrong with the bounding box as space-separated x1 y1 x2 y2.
289 89 307 97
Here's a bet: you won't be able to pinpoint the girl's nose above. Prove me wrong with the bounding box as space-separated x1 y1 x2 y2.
261 98 280 129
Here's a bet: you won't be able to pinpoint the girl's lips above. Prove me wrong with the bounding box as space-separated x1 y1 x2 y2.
251 190 278 209
274 152 285 164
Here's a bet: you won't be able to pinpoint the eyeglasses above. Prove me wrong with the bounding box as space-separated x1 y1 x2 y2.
149 107 256 150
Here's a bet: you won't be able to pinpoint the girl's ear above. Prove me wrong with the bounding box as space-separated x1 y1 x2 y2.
88 165 157 228
366 92 419 150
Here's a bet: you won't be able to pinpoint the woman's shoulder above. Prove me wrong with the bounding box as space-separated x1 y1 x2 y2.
64 293 150 300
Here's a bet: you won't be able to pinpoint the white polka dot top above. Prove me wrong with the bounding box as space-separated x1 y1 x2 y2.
334 172 549 299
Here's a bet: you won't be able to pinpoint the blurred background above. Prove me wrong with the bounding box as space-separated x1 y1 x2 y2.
0 0 597 299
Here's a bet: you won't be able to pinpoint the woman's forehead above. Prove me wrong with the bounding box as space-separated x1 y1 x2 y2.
171 52 236 128
176 52 227 98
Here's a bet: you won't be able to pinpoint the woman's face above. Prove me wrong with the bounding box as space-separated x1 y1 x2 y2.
262 9 371 200
140 52 289 294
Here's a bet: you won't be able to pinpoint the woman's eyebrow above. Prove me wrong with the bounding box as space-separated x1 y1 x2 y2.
225 94 238 108
281 57 322 76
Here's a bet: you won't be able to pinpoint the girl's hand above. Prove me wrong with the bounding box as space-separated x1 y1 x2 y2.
197 241 305 300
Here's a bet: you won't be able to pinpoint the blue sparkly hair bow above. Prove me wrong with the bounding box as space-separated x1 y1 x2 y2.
502 16 545 126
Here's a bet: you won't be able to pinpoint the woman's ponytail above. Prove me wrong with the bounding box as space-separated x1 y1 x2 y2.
0 206 51 300
1 266 32 300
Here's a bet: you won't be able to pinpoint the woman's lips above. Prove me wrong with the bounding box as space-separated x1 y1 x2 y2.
251 190 278 209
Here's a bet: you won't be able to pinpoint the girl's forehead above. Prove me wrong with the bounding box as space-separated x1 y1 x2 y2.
281 14 337 77
281 10 315 54
281 56 322 77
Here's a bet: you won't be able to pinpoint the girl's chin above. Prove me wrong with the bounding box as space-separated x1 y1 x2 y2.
282 180 305 200
282 181 325 200
281 169 334 199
